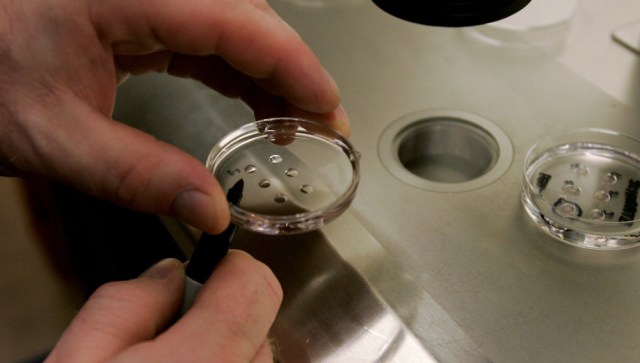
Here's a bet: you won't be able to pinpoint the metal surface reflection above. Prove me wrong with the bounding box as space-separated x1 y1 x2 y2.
232 227 438 362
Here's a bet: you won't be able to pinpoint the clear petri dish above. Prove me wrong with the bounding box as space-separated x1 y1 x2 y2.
522 128 640 250
206 118 360 235
467 0 578 53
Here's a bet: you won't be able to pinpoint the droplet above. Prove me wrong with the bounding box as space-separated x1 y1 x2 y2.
602 173 618 184
244 165 257 173
562 182 581 196
285 168 299 177
594 190 610 202
571 163 589 176
576 167 589 176
300 184 314 194
226 168 241 176
274 194 288 203
556 201 579 217
588 209 605 220
258 179 271 188
269 155 283 164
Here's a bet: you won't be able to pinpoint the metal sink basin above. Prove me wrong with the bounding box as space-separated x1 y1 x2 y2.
114 1 640 361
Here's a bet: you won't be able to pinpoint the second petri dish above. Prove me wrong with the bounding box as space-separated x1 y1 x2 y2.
522 128 640 250
207 118 360 235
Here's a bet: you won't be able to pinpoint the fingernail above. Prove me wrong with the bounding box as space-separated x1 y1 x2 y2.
335 105 350 126
323 67 339 95
141 258 182 280
172 189 225 232
332 105 351 137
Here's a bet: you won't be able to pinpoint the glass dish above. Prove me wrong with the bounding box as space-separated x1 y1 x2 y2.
467 0 578 53
522 128 640 250
206 118 360 235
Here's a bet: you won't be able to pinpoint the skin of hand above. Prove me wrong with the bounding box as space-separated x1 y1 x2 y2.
0 0 350 234
45 252 284 363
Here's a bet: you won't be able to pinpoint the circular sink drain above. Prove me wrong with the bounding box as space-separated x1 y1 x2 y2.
378 109 513 192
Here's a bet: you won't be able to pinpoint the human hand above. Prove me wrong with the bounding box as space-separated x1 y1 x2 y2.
0 0 349 234
45 252 283 363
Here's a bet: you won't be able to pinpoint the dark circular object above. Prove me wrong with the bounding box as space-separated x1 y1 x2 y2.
372 0 533 27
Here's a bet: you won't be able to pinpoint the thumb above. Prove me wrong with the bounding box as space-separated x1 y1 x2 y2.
46 258 186 363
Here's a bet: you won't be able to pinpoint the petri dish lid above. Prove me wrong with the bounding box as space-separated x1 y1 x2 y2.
206 118 360 235
522 128 640 250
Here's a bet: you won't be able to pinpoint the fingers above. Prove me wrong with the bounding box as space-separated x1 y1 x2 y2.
47 253 282 363
12 95 229 233
92 0 349 132
168 250 282 361
163 53 351 137
116 250 283 362
46 258 186 363
289 105 351 138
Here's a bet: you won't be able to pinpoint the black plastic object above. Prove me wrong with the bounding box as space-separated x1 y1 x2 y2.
372 0 533 27
184 179 244 284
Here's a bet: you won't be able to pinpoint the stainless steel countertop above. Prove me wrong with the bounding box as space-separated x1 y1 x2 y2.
114 1 640 361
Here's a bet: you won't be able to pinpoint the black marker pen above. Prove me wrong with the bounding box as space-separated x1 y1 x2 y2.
180 179 244 315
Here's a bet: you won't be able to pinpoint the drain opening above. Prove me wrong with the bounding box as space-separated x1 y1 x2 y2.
379 109 513 192
397 119 499 183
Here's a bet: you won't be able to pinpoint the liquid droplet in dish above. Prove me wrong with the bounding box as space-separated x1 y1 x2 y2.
269 155 283 164
274 194 288 203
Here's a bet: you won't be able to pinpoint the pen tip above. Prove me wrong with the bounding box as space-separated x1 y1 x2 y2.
227 179 244 205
